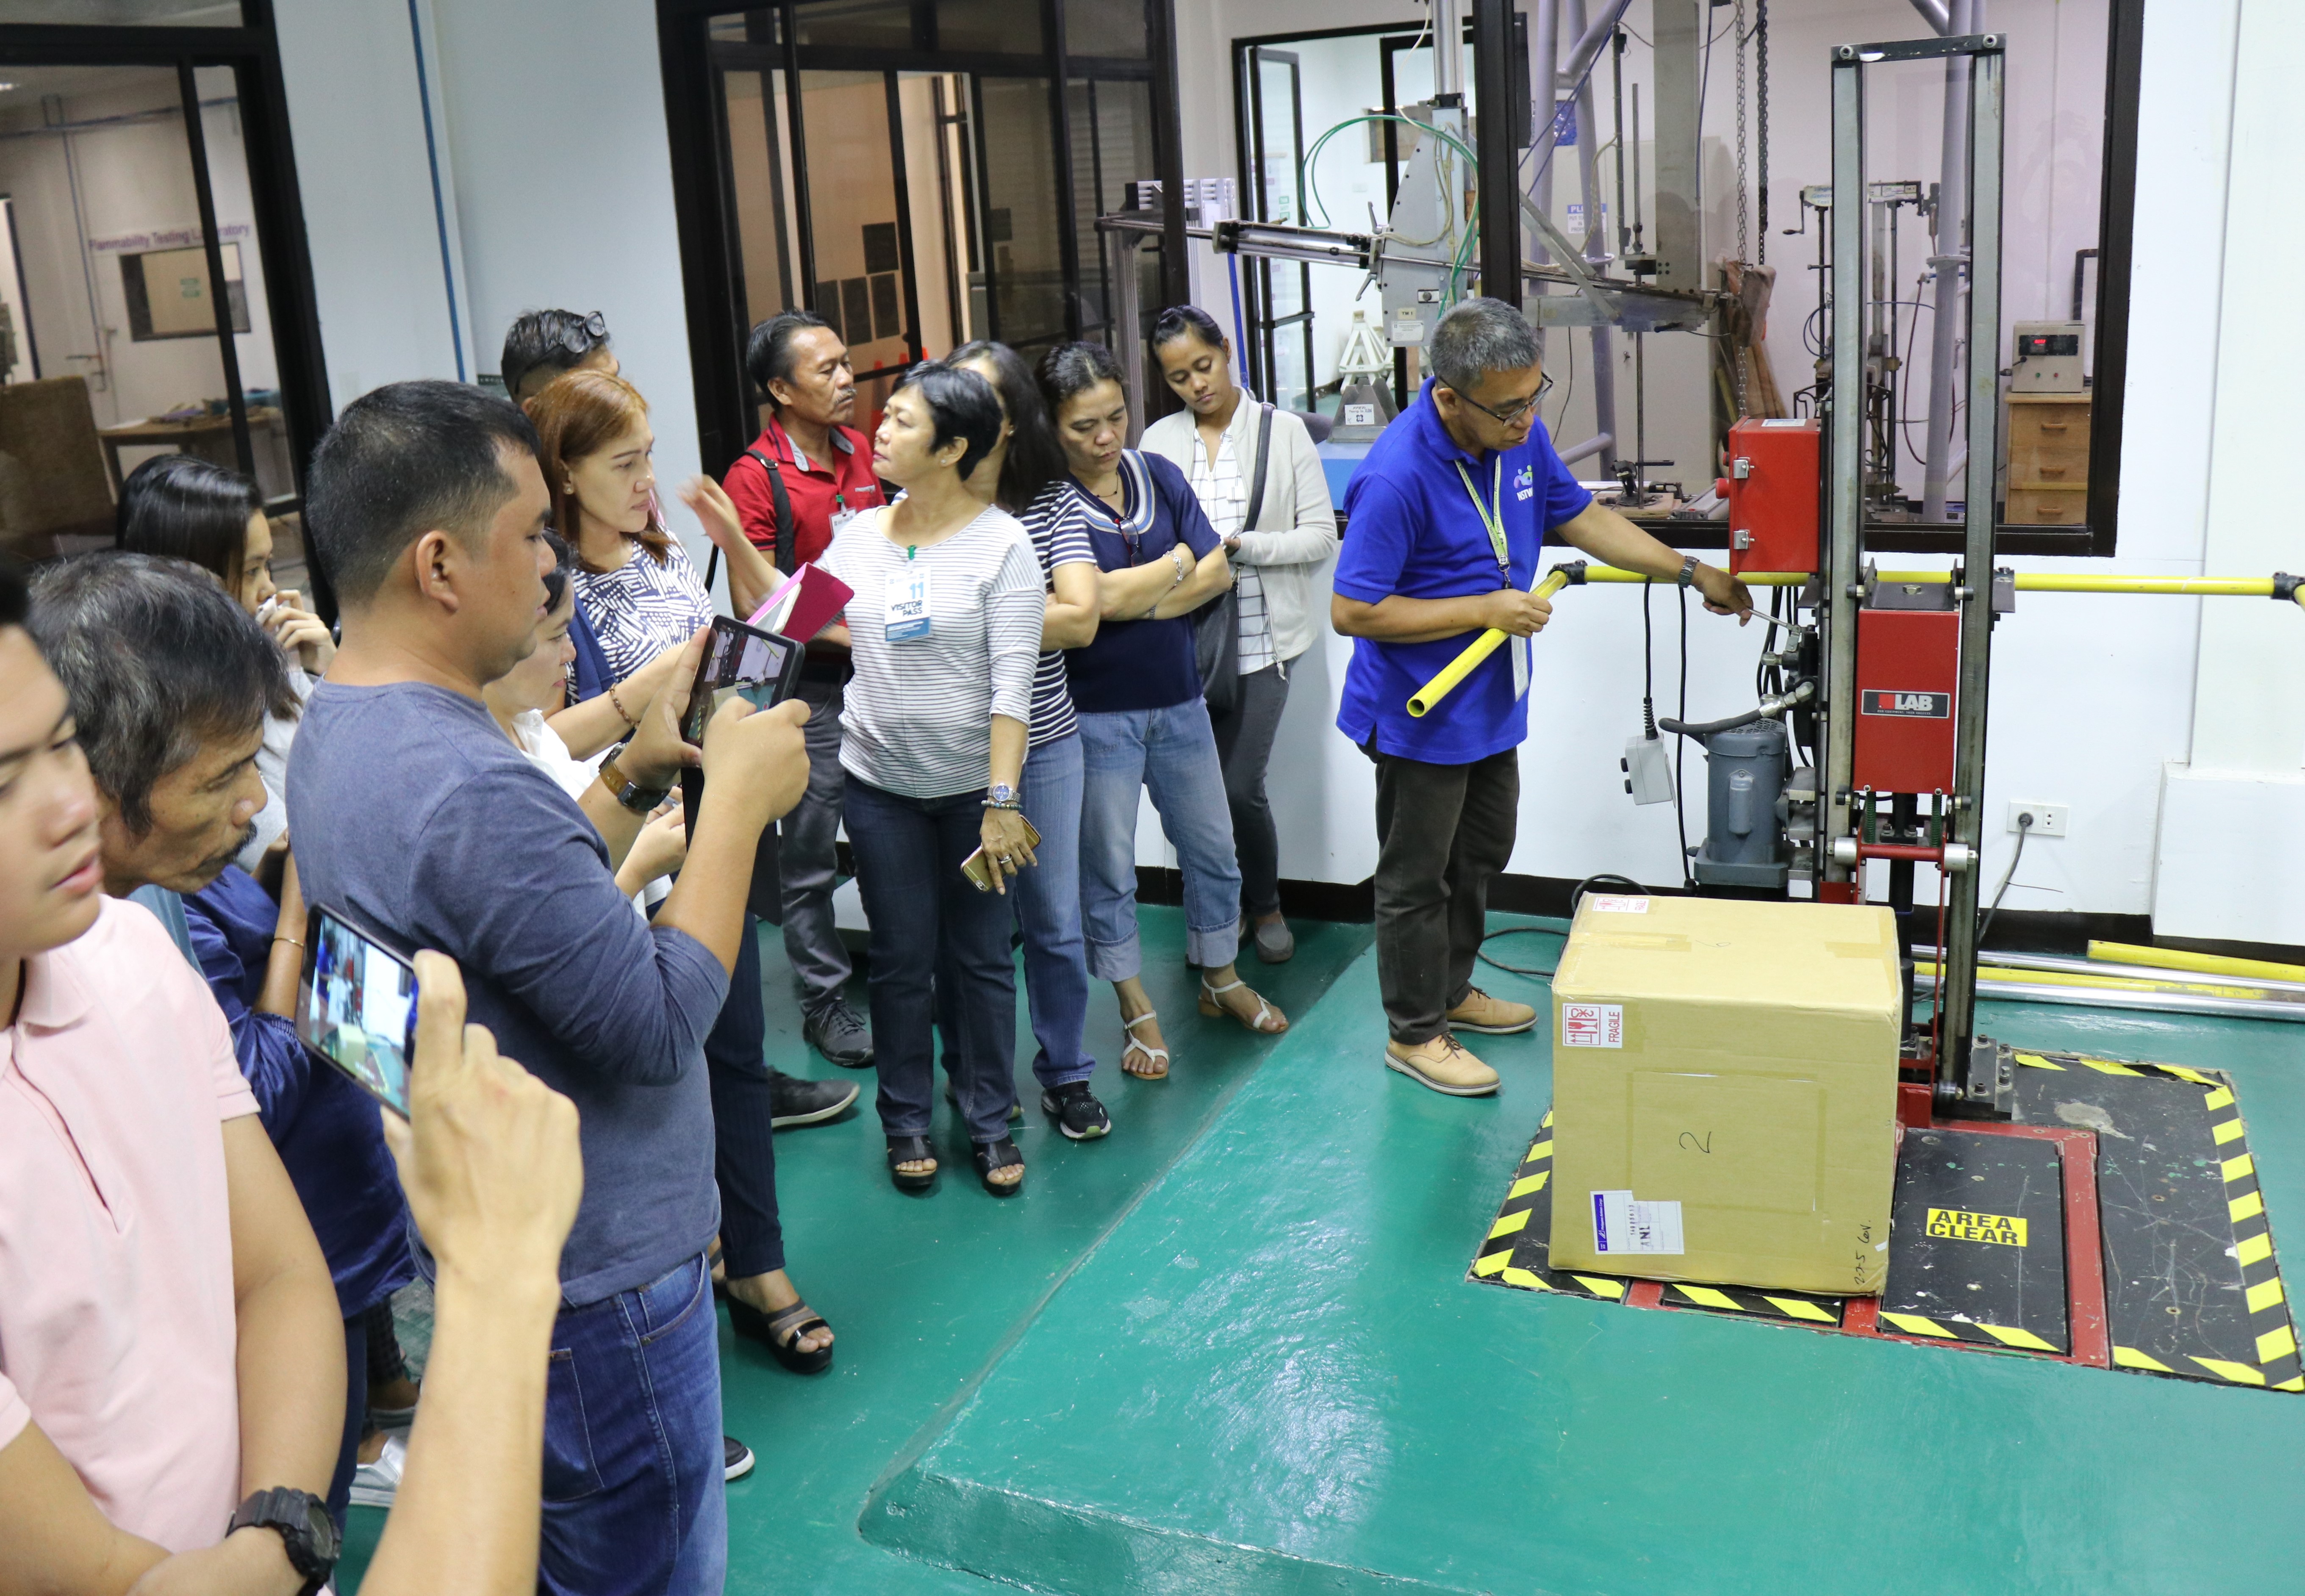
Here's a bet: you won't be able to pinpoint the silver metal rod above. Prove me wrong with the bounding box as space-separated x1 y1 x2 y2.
1919 0 1972 521
1561 0 1638 85
1915 946 2305 999
1568 0 1619 472
1916 972 2305 1025
1822 51 1867 886
1431 0 1466 101
1530 0 1562 274
1558 430 1615 465
1940 39 2003 1072
1907 0 1952 34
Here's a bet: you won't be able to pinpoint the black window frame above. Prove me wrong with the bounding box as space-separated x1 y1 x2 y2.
0 4 333 543
656 0 1187 478
1229 1 2145 558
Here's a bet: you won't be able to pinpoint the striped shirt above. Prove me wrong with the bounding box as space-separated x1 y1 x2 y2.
1016 482 1098 748
571 536 715 684
819 504 1045 798
1184 424 1276 675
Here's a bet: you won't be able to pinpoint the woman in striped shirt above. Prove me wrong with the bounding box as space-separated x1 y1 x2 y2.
818 363 1048 1195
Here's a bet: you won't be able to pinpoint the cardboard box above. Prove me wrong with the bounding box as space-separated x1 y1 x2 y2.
1547 894 1902 1296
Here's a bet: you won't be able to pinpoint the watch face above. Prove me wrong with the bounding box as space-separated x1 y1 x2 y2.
301 1496 341 1562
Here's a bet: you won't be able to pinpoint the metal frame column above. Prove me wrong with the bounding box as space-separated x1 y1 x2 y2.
1821 48 1867 893
1473 0 1522 305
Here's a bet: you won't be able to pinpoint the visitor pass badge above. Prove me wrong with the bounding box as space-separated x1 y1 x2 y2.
886 564 932 642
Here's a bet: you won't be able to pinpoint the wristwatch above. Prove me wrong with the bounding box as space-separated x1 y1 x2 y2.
597 754 671 815
227 1487 338 1595
985 782 1021 811
1677 554 1700 589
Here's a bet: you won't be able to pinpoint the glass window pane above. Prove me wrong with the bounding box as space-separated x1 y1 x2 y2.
0 0 242 22
973 76 1065 350
1063 0 1146 61
792 0 914 52
936 0 1043 57
720 66 799 355
793 71 915 388
0 63 234 561
896 72 965 357
190 64 296 504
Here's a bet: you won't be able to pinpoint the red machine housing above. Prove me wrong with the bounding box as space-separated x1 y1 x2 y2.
1726 417 1820 574
1853 608 1959 793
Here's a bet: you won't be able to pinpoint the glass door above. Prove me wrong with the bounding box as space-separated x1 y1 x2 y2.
1246 47 1312 412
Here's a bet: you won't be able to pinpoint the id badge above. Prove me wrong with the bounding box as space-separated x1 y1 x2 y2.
828 505 860 537
885 564 932 642
1511 633 1531 699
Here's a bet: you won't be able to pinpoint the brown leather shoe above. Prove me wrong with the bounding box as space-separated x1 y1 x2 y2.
1384 1035 1501 1097
1447 985 1537 1035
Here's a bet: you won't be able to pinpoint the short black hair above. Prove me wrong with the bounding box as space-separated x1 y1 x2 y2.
0 557 26 634
1149 304 1226 355
28 551 296 835
115 454 264 591
501 309 610 399
543 529 574 612
1035 340 1126 417
745 310 835 408
892 362 1004 482
949 339 1067 511
305 380 543 605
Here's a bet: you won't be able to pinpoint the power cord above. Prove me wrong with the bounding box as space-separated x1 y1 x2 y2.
1976 810 2034 952
1476 876 1648 979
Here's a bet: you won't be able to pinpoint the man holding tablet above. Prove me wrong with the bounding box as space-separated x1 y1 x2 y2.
1331 298 1752 1098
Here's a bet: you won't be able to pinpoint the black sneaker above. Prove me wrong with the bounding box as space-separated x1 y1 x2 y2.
804 998 874 1067
1040 1081 1112 1141
724 1435 755 1482
769 1070 859 1129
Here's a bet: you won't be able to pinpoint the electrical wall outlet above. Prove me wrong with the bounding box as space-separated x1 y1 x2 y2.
1623 734 1675 806
2006 801 2068 837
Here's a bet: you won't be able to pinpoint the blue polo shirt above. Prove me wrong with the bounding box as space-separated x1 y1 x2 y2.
1333 380 1592 763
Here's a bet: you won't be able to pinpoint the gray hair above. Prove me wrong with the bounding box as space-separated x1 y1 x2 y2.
28 551 296 835
1429 297 1541 393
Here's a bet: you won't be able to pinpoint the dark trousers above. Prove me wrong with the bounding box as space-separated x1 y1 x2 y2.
846 778 1019 1146
1371 746 1520 1044
705 912 783 1278
777 678 855 1012
1209 662 1293 919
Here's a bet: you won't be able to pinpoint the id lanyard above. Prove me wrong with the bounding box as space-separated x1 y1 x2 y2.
1452 456 1530 699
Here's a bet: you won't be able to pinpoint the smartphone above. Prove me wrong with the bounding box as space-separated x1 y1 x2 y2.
961 816 1043 892
681 615 804 744
295 903 420 1119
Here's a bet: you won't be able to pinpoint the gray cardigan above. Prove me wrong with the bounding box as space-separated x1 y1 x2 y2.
1139 394 1339 664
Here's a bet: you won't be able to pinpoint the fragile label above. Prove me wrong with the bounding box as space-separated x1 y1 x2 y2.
1592 1190 1685 1255
1926 1207 2028 1247
1560 1002 1623 1048
1588 895 1649 913
1860 689 1951 718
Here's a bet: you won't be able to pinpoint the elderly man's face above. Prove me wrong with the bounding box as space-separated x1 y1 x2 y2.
98 719 268 896
1436 362 1548 454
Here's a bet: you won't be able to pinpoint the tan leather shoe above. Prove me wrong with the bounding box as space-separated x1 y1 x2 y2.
1447 985 1537 1035
1384 1034 1500 1097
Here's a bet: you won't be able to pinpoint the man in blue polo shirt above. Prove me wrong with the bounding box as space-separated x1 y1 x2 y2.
1333 298 1752 1096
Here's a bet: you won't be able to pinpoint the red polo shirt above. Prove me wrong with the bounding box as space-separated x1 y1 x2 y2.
723 417 886 568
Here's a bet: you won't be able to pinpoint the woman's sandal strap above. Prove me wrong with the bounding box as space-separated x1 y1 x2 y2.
764 1303 828 1346
1123 1009 1161 1031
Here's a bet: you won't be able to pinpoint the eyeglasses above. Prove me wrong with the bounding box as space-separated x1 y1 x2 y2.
1441 373 1554 428
551 311 610 354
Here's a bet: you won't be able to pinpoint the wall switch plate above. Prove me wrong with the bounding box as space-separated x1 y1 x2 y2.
2006 801 2068 837
1624 735 1675 806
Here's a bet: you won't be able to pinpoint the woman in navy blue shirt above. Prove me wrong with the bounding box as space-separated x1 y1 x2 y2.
1037 343 1288 1081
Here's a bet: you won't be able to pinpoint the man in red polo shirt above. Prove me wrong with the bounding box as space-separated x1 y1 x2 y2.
722 310 884 1068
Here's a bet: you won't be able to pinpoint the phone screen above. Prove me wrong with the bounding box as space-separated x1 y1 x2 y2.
296 906 419 1119
682 618 801 743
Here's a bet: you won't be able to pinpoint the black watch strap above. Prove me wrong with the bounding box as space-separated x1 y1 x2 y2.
228 1487 338 1594
1677 554 1699 589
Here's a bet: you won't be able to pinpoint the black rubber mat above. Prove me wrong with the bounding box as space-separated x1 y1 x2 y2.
1468 1110 1634 1304
1878 1127 2069 1354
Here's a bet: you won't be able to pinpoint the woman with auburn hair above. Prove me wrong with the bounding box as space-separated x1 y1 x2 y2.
520 370 845 1392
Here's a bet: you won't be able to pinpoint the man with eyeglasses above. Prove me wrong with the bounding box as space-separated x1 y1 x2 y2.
1332 296 1752 1098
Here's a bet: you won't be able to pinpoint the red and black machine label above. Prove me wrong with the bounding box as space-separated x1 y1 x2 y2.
1861 689 1953 718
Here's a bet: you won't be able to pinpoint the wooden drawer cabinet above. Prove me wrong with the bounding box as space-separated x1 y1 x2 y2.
2005 393 2091 523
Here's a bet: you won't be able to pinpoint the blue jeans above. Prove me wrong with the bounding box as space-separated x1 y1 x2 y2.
1077 702 1243 979
1013 733 1094 1088
538 1254 726 1596
847 778 1020 1145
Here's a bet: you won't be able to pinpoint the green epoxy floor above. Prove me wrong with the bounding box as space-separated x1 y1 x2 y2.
344 912 2305 1593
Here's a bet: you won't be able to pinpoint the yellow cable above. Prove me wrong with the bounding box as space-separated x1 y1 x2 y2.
1917 960 2295 1003
1406 569 1571 718
1572 565 2290 597
2087 940 2305 984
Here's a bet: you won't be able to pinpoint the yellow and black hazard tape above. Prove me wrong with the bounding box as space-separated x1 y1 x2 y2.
1874 1310 2062 1353
2017 1050 2302 1393
1658 1282 1843 1326
1469 1110 1633 1302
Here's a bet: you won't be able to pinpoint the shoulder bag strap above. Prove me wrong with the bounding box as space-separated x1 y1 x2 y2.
745 446 799 576
1241 402 1276 532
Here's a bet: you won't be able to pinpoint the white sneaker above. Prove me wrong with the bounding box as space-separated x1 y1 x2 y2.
349 1430 406 1509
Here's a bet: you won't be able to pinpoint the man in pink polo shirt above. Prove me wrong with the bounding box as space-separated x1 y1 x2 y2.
0 563 345 1594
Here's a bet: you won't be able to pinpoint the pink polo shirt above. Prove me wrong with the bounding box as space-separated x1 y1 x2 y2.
0 896 258 1552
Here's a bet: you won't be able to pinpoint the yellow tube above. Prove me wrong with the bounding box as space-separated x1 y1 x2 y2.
1916 960 2293 1003
1572 565 2295 598
1406 568 1571 718
2087 939 2305 984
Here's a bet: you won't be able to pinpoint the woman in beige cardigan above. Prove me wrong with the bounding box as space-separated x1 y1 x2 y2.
1141 306 1339 965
